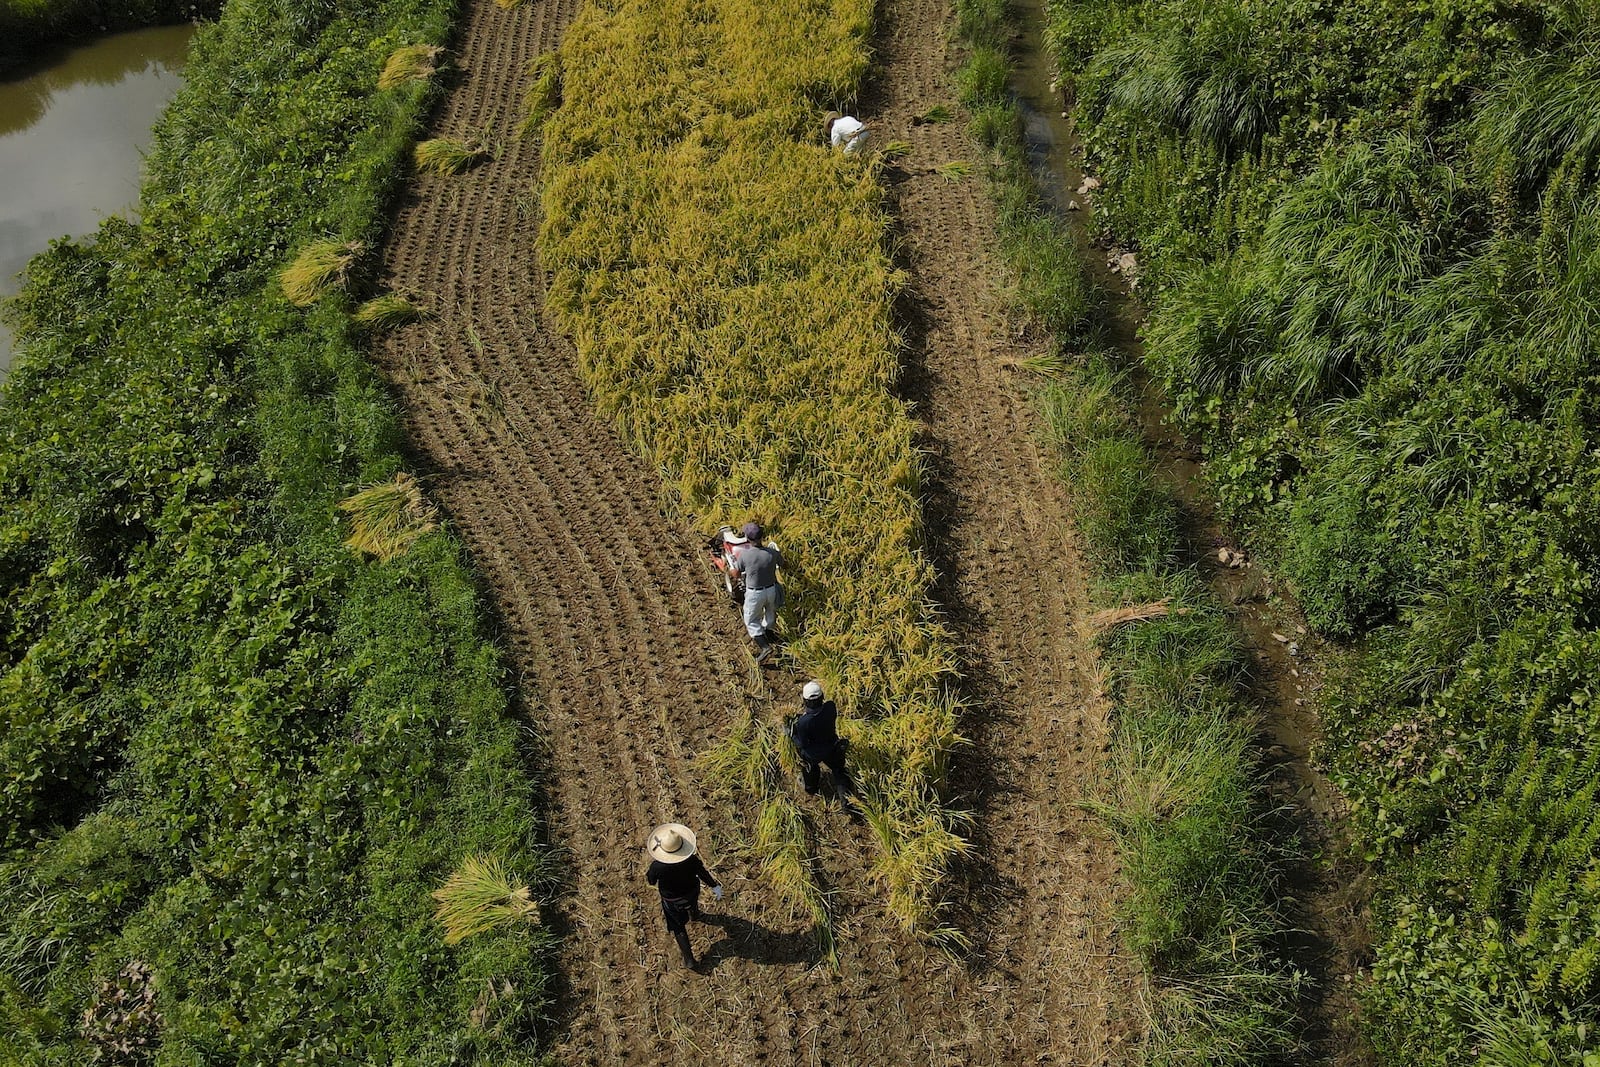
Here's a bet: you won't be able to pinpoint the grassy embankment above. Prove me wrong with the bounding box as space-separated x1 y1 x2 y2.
0 0 554 1058
1049 0 1600 1058
950 0 1305 1061
531 0 967 936
0 0 215 73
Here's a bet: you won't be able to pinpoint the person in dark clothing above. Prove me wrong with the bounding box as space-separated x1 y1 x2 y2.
645 822 722 970
789 681 852 797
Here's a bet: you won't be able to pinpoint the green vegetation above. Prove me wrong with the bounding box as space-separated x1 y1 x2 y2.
0 0 555 1058
1044 362 1301 1063
0 0 211 73
1051 0 1600 1056
534 0 968 932
954 0 1301 1056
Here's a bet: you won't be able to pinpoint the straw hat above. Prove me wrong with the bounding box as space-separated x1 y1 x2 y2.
647 823 698 864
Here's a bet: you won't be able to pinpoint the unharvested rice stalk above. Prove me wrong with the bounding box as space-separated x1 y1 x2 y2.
414 136 490 175
338 472 439 560
432 853 541 945
538 0 967 931
353 292 430 329
378 43 445 89
279 240 364 306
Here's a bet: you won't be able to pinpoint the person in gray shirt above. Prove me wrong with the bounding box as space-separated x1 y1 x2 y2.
729 521 785 660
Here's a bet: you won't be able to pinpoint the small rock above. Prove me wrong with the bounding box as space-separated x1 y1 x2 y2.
1296 625 1307 635
1081 175 1101 191
1217 547 1234 564
1290 668 1299 677
1295 698 1306 706
1289 642 1302 656
1067 199 1081 211
1060 111 1070 119
1117 252 1138 275
1271 632 1289 643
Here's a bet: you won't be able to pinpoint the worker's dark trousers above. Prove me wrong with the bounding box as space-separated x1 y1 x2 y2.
672 929 696 967
661 892 700 967
800 747 852 795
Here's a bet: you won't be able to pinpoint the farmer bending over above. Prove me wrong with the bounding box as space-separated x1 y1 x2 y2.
829 113 869 155
729 521 784 661
790 681 852 797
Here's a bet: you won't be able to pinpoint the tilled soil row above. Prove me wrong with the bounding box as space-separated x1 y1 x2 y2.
371 0 1137 1061
868 0 1141 1055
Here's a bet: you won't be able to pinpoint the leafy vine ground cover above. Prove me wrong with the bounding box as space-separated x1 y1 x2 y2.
1048 0 1600 1058
0 0 554 1059
534 0 968 931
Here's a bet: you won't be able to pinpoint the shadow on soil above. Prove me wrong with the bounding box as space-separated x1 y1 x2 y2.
696 912 828 971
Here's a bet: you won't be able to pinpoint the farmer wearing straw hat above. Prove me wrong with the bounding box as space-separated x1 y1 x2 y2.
728 521 785 662
645 822 723 970
790 681 853 797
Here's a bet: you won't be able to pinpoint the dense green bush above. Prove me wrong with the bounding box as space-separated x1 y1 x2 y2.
1051 0 1600 1055
0 0 554 1058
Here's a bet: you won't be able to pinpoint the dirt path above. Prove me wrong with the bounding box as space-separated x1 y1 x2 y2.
866 0 1143 1055
370 0 1137 1061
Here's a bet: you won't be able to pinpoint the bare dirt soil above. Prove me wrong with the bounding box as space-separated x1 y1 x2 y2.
369 0 1139 1060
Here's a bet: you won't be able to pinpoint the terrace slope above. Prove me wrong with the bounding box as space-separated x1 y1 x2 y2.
370 0 1136 1060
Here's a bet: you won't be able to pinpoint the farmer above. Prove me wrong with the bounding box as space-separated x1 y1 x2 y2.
645 822 723 971
729 521 785 661
790 681 852 797
828 113 869 155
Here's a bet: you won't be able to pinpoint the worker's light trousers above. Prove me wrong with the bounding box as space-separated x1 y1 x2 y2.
743 584 780 638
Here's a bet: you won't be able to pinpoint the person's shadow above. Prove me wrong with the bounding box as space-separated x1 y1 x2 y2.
695 912 824 972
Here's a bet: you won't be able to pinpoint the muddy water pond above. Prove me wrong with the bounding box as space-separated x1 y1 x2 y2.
0 25 194 372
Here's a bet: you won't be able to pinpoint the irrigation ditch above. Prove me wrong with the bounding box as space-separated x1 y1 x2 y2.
997 0 1378 1060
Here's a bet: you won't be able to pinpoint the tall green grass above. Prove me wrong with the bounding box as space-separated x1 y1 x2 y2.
1053 0 1600 1054
1043 367 1303 1064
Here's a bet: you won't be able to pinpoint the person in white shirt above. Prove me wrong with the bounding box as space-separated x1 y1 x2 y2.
829 114 869 155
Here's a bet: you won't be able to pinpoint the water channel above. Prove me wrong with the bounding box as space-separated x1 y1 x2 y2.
0 24 194 373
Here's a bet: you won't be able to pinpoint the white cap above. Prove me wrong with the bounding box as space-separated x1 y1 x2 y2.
802 681 824 701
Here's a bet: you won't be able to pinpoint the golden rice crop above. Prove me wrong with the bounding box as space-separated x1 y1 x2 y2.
378 43 444 89
538 0 966 931
279 239 364 306
432 853 541 945
414 136 490 175
338 472 438 560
